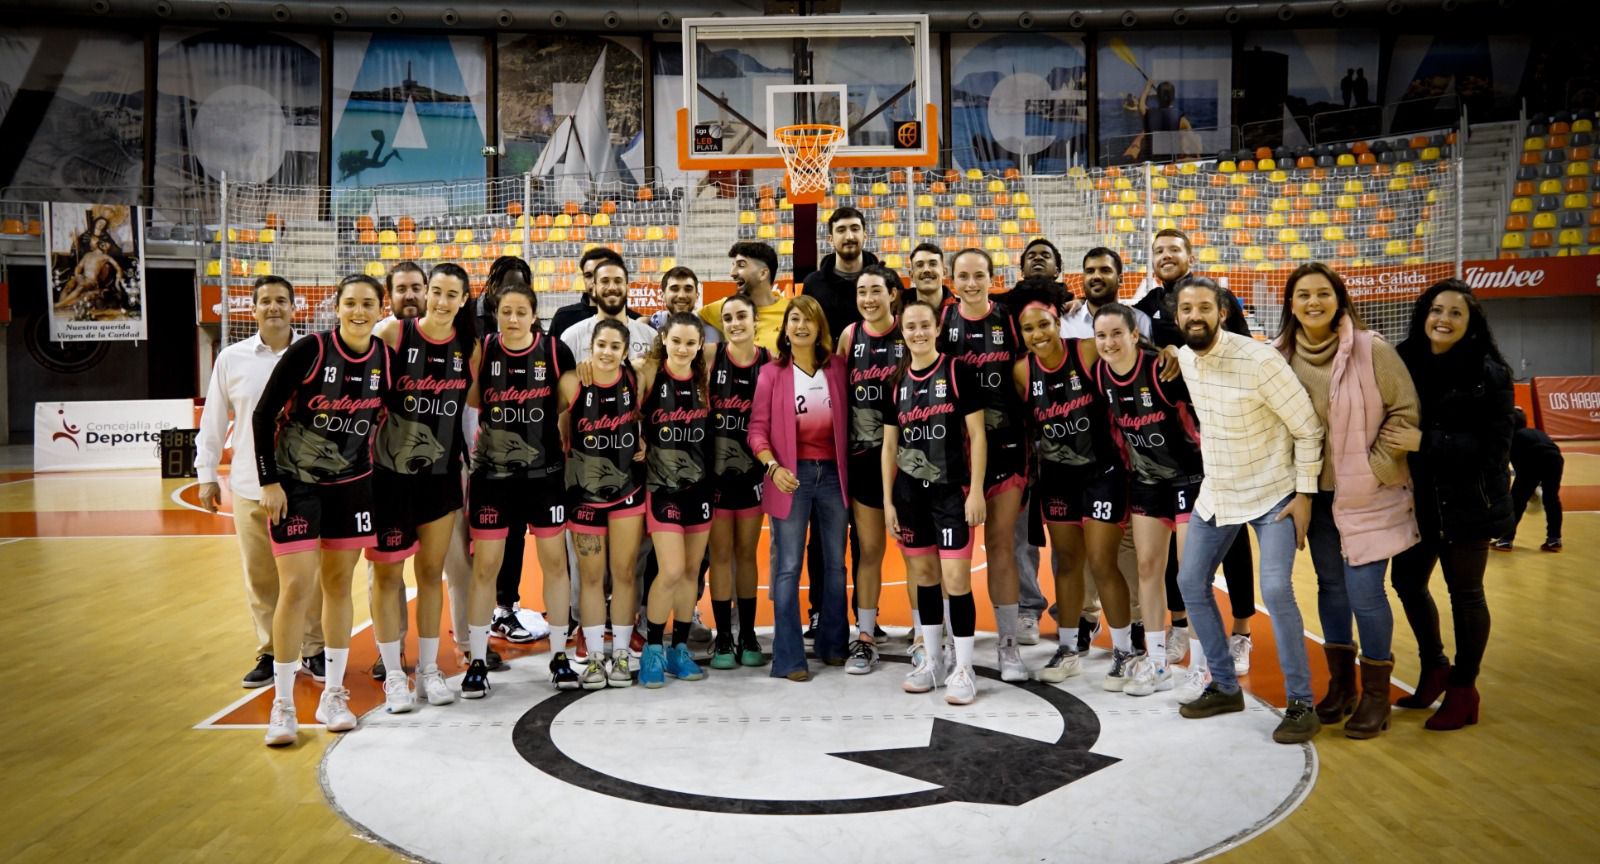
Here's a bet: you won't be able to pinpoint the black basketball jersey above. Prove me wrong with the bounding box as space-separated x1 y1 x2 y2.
844 319 905 455
1097 349 1204 484
566 368 642 505
1028 339 1115 477
643 365 710 493
274 330 390 485
938 302 1023 445
891 355 979 486
376 318 473 475
473 332 565 480
710 343 769 477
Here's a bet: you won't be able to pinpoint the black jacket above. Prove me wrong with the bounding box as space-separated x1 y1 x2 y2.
1510 427 1563 473
1399 340 1515 542
1135 274 1249 347
802 250 880 345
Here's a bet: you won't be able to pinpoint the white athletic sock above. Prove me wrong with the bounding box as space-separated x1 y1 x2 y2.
1059 626 1076 649
858 608 877 640
273 661 298 706
583 625 606 659
912 608 922 628
324 647 349 690
1146 630 1167 671
377 640 403 677
954 635 976 670
417 637 440 672
468 625 490 665
1111 625 1133 654
995 603 1019 641
548 629 568 657
919 623 944 672
613 624 634 656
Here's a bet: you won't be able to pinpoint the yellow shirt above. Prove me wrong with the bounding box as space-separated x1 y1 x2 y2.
700 294 788 354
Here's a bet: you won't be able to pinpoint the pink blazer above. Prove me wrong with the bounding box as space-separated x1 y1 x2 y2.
747 358 851 520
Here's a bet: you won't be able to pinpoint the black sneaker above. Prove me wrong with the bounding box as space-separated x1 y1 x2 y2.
243 654 274 689
1179 683 1246 719
1075 616 1102 654
1490 537 1513 551
1272 700 1323 744
549 653 581 690
461 659 490 699
484 647 504 671
301 651 326 682
1541 538 1563 552
491 607 536 643
368 650 405 680
803 610 819 641
1131 621 1147 653
872 624 888 641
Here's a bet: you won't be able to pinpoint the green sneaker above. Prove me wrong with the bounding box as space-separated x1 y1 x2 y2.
1272 700 1323 744
710 633 737 670
1178 683 1247 719
737 632 767 667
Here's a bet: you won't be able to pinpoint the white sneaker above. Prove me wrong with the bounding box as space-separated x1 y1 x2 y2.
1166 626 1190 666
909 635 927 671
580 656 608 690
845 639 881 675
607 653 634 688
1034 646 1082 683
998 639 1028 682
1101 648 1135 692
944 664 978 705
1230 634 1253 675
1124 657 1174 697
315 685 358 732
264 698 297 747
902 653 943 693
1017 614 1041 646
382 671 416 714
1175 665 1211 704
418 664 455 706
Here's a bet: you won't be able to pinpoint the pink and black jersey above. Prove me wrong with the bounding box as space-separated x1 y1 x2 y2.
1028 339 1116 478
643 365 710 494
938 302 1024 447
566 368 642 506
377 318 473 476
710 344 768 478
1098 348 1204 484
890 355 980 487
271 330 389 485
844 319 904 455
473 332 567 480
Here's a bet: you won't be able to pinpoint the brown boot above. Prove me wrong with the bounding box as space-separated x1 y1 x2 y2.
1315 643 1359 724
1344 656 1393 739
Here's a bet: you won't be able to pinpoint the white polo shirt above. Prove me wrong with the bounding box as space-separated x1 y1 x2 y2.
561 314 661 364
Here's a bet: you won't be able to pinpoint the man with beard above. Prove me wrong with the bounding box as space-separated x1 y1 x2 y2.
648 265 718 344
1060 247 1151 341
198 276 326 688
701 241 787 352
904 242 953 310
561 258 659 363
384 261 427 322
1172 278 1323 745
802 206 877 341
549 247 636 344
1137 229 1248 349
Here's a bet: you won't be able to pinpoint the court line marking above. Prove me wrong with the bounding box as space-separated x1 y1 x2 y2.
0 478 34 487
0 538 22 547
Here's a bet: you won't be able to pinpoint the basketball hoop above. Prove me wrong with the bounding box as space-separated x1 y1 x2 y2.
775 124 845 205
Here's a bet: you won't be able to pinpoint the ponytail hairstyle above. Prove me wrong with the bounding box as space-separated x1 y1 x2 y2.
648 311 711 405
889 299 941 397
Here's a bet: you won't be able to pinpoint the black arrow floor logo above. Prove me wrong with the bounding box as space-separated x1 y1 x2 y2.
512 658 1119 815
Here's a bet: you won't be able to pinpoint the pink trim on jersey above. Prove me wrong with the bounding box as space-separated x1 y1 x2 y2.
663 363 694 382
1174 512 1193 526
528 523 565 539
1034 340 1070 375
984 472 1025 499
906 355 943 382
567 522 608 535
713 504 764 520
330 329 380 364
1041 514 1084 527
497 331 540 356
300 335 326 385
861 317 897 339
469 526 511 541
413 317 456 346
938 535 977 560
955 301 993 322
647 513 712 535
323 535 379 551
365 542 418 563
721 343 765 369
898 543 938 558
270 538 320 557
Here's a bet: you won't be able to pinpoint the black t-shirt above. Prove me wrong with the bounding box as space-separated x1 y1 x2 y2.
801 250 879 344
1135 275 1250 348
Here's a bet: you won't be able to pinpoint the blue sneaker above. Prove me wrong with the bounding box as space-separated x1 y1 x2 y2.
666 644 705 681
639 644 667 689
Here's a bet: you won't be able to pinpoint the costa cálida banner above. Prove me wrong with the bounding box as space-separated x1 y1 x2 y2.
43 203 148 341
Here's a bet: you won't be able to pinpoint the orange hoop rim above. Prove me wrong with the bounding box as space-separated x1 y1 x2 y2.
776 123 846 151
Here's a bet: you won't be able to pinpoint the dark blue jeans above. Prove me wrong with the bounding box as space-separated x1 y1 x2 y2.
768 461 850 676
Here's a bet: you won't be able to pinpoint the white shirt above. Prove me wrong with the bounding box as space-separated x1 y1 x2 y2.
1060 302 1153 341
195 331 298 500
560 315 661 364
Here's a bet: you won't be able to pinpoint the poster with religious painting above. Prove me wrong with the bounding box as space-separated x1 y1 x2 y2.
43 203 147 342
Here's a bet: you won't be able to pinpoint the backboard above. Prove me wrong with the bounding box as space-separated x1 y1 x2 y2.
677 14 937 171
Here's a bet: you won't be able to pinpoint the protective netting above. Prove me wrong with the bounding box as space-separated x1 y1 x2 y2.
213 138 1460 347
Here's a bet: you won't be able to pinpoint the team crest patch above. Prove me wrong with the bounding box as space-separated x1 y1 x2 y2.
1140 388 1153 408
369 368 382 391
934 379 947 399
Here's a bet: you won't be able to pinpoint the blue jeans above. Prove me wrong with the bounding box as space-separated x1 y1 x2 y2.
1308 492 1394 661
1177 494 1313 705
1015 516 1047 616
768 461 850 677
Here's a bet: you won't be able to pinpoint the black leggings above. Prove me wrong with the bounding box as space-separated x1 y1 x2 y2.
496 520 528 609
1507 458 1564 541
1391 536 1491 686
1166 530 1256 621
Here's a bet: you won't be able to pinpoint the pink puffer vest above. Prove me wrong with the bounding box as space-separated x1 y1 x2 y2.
1324 323 1420 566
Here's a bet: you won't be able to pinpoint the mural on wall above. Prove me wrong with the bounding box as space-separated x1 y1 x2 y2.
0 29 144 200
1096 32 1232 165
1239 29 1381 147
1387 33 1530 132
950 33 1087 172
498 34 644 192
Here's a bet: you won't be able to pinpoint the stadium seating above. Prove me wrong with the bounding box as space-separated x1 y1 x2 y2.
1501 109 1600 257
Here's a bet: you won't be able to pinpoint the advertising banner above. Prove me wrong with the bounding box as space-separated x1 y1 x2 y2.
1530 376 1600 440
34 399 195 472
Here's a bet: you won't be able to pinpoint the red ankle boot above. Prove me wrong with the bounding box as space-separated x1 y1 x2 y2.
1424 685 1480 731
1396 661 1450 708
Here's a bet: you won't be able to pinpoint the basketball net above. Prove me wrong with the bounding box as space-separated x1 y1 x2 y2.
775 124 845 205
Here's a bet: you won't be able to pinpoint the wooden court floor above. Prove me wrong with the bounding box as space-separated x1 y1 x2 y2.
1 444 1597 863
